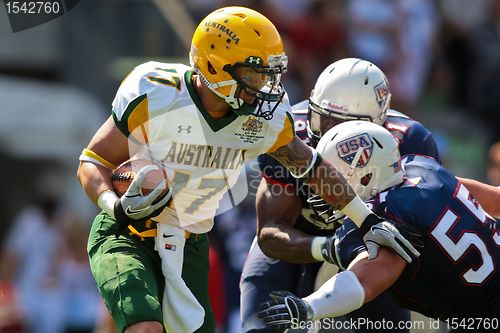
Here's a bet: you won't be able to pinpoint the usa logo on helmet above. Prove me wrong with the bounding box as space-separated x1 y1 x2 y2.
336 133 373 167
374 80 390 108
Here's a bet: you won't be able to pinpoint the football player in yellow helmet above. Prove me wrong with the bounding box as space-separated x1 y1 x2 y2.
190 6 288 119
78 7 395 333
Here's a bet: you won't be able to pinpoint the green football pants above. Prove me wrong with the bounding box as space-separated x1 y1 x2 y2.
87 212 215 333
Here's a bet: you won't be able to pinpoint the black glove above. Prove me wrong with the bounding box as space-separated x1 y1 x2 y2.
258 291 313 332
360 213 385 235
321 220 367 270
317 209 383 266
113 165 172 236
320 235 338 266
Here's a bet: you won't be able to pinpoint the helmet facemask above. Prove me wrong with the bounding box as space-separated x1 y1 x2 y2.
193 54 287 120
306 98 372 148
306 192 346 226
224 54 288 119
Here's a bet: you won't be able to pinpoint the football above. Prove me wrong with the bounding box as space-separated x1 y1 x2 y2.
111 159 169 197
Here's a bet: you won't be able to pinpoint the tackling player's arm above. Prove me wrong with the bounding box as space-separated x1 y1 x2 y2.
77 116 129 204
303 247 405 320
256 178 318 263
347 248 405 303
268 136 377 228
457 177 500 218
258 247 406 328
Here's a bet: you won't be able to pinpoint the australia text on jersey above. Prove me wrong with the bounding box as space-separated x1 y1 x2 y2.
161 142 246 170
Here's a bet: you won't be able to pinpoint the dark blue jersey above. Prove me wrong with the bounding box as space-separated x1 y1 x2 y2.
258 103 442 235
345 155 500 319
385 110 441 163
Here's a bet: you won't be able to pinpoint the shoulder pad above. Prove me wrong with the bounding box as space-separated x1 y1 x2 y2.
387 109 411 119
289 100 309 143
292 111 309 143
112 62 190 121
111 62 191 138
292 99 309 112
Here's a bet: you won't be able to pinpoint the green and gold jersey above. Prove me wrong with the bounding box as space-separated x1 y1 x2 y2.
112 61 294 233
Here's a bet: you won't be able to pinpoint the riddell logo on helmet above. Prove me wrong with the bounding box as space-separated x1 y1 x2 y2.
321 100 348 113
205 21 240 44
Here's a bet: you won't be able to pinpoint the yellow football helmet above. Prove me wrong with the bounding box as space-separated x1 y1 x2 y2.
190 6 288 119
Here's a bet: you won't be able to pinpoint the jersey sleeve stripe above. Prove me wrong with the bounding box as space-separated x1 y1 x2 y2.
112 93 149 138
266 111 295 153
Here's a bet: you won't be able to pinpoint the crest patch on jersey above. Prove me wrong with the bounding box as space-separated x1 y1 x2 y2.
336 133 373 167
241 116 263 133
374 80 390 108
235 116 265 144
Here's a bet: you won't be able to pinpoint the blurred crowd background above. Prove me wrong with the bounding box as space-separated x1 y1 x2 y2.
1 1 500 332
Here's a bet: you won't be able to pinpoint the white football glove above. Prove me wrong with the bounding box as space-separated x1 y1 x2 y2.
114 165 172 235
363 221 423 264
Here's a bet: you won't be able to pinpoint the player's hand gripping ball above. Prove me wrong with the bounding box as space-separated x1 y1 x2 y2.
111 159 169 197
111 159 172 236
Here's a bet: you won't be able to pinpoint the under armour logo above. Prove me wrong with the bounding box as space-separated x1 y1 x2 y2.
246 56 263 65
177 125 192 134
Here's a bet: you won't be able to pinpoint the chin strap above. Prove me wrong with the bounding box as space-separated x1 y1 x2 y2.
193 67 282 119
194 68 242 108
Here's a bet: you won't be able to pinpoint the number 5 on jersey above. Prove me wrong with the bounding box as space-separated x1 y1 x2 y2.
431 183 499 284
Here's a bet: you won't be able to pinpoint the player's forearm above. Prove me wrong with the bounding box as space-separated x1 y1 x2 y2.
303 270 365 320
258 224 318 263
458 177 500 218
270 139 373 227
303 249 405 320
77 161 114 204
347 248 405 302
306 159 356 210
306 159 373 227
